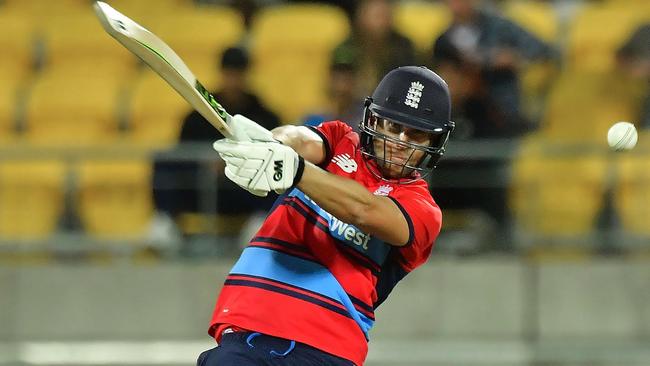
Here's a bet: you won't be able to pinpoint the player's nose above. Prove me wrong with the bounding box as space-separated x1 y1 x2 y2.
386 134 409 150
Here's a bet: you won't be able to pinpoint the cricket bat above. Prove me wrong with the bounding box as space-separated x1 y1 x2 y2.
93 1 237 139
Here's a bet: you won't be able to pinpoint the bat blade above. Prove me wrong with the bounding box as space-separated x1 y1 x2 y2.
93 1 236 139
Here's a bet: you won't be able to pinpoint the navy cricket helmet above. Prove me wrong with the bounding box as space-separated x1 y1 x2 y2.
359 66 454 181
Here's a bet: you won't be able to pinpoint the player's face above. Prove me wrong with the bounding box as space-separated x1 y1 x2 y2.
370 116 432 179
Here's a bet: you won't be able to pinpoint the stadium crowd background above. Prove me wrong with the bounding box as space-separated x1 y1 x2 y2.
1 0 649 258
0 1 649 364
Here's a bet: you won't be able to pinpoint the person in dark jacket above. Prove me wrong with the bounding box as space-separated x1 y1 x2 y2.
333 0 416 97
433 0 556 138
152 46 280 249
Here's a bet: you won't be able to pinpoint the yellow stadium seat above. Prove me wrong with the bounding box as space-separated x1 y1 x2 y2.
41 11 138 79
1 0 91 17
541 71 646 142
393 1 452 55
24 73 122 146
0 160 67 239
0 12 36 81
614 133 650 236
601 0 650 19
566 2 650 73
510 135 608 237
502 0 558 43
103 0 192 20
147 6 245 86
75 159 153 239
0 78 19 142
127 71 192 147
250 4 350 123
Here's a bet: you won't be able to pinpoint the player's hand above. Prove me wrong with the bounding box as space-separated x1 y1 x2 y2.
213 139 305 197
231 114 276 142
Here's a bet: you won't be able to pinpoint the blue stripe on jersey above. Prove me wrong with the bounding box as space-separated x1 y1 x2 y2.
288 189 392 267
249 236 320 268
230 246 374 338
282 197 381 277
224 277 352 319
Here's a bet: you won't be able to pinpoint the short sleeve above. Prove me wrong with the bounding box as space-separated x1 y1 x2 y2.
308 121 355 164
389 188 442 271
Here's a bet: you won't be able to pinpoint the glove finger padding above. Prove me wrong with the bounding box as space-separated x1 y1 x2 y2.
231 114 276 142
213 139 303 195
220 155 264 179
213 139 246 155
224 165 268 197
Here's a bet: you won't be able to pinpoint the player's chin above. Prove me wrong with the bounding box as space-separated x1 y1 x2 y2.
380 162 409 179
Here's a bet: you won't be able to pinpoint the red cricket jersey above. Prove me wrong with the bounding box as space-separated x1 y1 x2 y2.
209 121 442 366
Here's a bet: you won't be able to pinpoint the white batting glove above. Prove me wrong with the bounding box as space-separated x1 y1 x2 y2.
213 139 305 197
231 114 276 142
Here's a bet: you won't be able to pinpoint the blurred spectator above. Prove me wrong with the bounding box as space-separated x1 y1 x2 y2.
430 0 556 251
333 0 416 96
228 0 259 30
302 46 365 130
178 47 280 141
151 46 280 249
616 24 650 128
433 0 556 138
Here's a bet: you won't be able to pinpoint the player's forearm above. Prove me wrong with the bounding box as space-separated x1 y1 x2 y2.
297 162 374 229
272 125 324 164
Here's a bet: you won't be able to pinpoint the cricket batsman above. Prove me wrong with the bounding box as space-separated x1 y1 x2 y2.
199 66 455 366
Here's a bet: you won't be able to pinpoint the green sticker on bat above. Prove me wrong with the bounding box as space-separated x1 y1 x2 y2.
195 81 228 120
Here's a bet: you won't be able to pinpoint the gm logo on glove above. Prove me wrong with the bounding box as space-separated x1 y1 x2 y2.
273 160 283 181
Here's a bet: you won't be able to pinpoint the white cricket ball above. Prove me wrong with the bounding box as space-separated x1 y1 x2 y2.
607 121 637 151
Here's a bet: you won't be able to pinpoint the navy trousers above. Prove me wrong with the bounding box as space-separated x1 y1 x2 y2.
197 331 355 366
